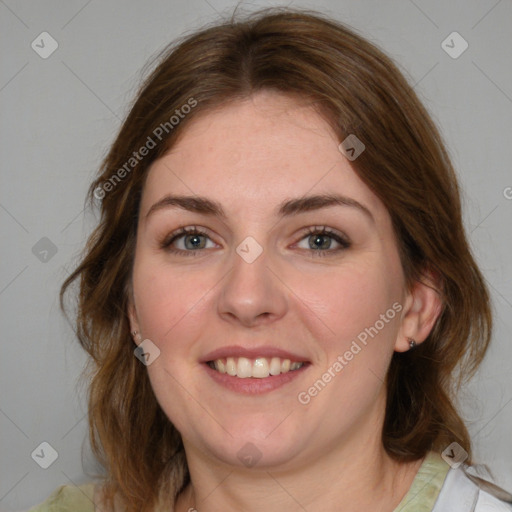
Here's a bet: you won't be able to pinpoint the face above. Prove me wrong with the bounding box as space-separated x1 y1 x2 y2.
129 91 409 470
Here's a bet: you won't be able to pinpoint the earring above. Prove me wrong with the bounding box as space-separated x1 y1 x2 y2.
408 338 416 349
132 330 141 342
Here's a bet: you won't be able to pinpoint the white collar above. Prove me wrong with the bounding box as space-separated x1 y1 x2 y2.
432 467 512 511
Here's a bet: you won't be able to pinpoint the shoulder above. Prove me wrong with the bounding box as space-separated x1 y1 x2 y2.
433 465 512 512
28 484 97 512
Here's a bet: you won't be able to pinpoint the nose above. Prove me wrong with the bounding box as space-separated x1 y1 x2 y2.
217 242 288 328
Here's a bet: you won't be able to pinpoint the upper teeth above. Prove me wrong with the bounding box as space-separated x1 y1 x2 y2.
210 357 304 378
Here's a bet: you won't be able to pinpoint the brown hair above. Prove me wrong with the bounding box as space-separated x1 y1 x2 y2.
61 7 492 511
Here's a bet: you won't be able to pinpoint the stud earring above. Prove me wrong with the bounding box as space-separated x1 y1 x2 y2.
408 338 416 349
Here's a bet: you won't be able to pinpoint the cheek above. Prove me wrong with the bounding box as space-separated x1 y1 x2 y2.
293 260 403 428
131 256 214 349
295 258 402 354
132 258 215 429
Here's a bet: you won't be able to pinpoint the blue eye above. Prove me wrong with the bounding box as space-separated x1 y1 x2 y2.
160 225 350 257
296 227 350 256
161 227 215 255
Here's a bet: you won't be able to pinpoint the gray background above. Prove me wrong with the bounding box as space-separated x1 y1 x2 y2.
1 0 511 510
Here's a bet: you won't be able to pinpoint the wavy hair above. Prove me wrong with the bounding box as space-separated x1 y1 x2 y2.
61 7 492 511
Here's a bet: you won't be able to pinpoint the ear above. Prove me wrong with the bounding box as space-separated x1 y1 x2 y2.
127 292 141 345
395 269 443 352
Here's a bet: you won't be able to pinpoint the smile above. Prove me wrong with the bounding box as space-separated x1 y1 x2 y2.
207 356 305 379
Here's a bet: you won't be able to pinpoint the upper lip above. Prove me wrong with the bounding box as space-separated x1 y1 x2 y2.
200 345 310 363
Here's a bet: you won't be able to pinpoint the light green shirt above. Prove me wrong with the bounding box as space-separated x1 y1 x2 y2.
29 482 97 512
28 451 449 511
395 451 450 511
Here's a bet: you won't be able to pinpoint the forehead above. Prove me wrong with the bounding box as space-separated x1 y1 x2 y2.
140 91 385 219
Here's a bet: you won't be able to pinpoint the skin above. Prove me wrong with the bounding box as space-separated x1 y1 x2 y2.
128 90 442 512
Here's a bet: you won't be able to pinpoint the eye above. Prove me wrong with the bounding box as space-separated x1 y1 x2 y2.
295 226 350 256
159 225 350 257
160 226 217 255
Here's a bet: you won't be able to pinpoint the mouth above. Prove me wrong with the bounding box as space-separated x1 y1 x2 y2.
200 345 310 394
207 356 306 379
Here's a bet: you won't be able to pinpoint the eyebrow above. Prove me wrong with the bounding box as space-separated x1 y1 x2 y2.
145 193 374 223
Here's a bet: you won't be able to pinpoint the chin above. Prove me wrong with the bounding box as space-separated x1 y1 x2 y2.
188 414 310 470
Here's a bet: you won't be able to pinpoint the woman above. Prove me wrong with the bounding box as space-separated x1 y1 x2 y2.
31 7 512 512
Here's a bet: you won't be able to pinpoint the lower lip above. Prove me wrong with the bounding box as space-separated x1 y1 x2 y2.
203 363 309 394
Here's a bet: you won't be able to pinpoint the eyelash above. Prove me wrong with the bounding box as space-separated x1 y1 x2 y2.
159 225 351 257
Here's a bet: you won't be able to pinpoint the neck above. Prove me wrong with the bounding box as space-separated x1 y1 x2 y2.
175 417 423 512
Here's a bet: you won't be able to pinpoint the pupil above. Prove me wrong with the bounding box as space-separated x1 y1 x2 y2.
311 235 330 250
186 235 203 249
